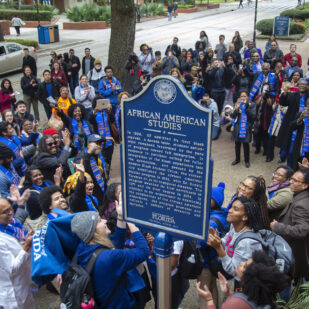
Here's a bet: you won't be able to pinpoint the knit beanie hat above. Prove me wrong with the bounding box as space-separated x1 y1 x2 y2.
211 182 226 208
0 142 14 159
43 128 59 136
94 58 102 66
71 211 99 244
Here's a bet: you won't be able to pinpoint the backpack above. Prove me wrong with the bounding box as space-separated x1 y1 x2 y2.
178 240 204 279
60 247 124 309
233 229 294 274
210 217 229 237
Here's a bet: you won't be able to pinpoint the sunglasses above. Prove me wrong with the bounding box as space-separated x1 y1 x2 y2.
46 142 56 147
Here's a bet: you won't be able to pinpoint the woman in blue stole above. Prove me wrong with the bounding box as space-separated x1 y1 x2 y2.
55 103 93 155
63 160 100 213
21 166 56 221
230 91 256 168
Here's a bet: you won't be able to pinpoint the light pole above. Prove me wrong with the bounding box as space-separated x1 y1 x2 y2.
146 0 149 18
253 0 258 46
36 0 40 26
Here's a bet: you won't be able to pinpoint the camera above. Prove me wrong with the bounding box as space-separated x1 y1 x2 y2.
198 77 204 87
200 99 208 107
141 70 149 76
224 111 230 117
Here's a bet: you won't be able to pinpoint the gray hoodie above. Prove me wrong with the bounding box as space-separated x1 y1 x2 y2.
221 225 263 279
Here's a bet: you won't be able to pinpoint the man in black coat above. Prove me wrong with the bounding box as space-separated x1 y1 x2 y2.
82 47 95 75
165 37 181 59
276 80 309 166
22 48 37 76
37 69 61 119
31 132 72 183
68 48 81 96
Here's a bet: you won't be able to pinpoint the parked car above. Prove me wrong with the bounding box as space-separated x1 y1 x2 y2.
0 42 37 75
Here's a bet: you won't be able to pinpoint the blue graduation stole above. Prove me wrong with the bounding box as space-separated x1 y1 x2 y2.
238 103 247 139
291 95 306 143
163 57 175 74
249 72 275 101
21 132 40 145
95 111 112 148
85 148 106 195
85 195 98 212
0 217 28 241
0 136 27 174
0 164 20 185
252 60 263 73
115 104 121 135
269 109 285 137
301 116 309 156
32 181 51 192
72 119 91 151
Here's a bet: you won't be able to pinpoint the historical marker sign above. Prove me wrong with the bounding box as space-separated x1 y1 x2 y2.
121 76 213 241
274 16 290 36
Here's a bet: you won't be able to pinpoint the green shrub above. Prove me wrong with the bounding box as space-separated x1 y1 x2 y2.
178 4 194 8
139 3 165 16
256 18 274 35
0 9 53 21
5 38 39 48
256 18 305 35
66 4 111 22
280 8 309 20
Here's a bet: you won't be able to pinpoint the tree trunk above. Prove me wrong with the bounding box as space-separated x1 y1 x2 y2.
108 0 136 84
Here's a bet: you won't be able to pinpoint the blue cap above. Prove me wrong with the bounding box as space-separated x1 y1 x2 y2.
211 182 226 208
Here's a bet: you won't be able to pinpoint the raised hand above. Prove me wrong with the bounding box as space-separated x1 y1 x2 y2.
8 185 30 205
72 159 85 174
54 165 63 186
196 281 213 302
218 272 231 296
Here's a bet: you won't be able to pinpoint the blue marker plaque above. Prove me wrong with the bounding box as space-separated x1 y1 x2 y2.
121 76 213 241
274 16 290 36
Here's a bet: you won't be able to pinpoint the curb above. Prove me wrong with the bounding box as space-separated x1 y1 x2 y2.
36 39 94 54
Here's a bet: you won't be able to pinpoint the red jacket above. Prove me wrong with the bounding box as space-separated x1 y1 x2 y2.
283 53 302 67
51 69 67 87
0 90 16 113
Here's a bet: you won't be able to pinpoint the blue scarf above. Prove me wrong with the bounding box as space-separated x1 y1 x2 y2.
0 164 20 185
85 195 98 212
238 103 247 139
249 72 275 101
32 181 50 192
302 116 309 156
0 217 28 241
269 109 285 137
0 136 27 174
115 104 121 136
85 148 106 194
47 208 69 221
291 95 306 143
95 111 112 148
72 119 91 151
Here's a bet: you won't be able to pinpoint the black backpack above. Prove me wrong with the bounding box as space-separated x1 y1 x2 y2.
178 240 204 279
60 247 124 309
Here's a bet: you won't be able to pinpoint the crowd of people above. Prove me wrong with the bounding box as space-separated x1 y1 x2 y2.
0 30 309 309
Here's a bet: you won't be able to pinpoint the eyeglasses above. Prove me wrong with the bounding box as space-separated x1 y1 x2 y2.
46 142 56 147
253 56 259 58
290 177 304 184
272 172 285 178
239 181 254 191
0 207 13 215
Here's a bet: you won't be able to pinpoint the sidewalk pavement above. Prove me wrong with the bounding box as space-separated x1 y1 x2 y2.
4 1 244 54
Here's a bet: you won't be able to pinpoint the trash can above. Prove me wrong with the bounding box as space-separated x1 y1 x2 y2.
49 26 55 43
38 25 50 44
52 25 59 42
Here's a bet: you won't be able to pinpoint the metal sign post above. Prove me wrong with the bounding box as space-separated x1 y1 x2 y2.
154 232 173 309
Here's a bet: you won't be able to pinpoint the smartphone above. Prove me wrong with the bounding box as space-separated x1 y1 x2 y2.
239 64 243 69
262 85 268 93
96 99 110 111
148 47 152 52
168 51 172 57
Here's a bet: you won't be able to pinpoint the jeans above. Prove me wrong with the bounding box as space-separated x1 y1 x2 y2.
14 26 20 35
68 74 79 97
168 12 172 21
212 126 221 140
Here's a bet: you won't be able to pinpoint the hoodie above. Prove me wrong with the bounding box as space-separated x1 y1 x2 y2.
76 227 149 309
